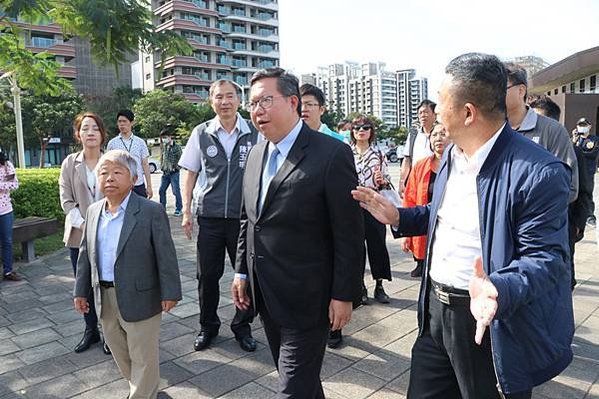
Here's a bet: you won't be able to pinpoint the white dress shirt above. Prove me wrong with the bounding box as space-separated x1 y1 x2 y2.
97 192 132 282
428 124 504 290
258 119 303 209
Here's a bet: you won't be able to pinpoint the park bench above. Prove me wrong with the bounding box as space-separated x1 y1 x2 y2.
12 217 58 262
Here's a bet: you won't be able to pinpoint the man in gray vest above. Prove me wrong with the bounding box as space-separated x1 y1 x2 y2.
179 80 260 352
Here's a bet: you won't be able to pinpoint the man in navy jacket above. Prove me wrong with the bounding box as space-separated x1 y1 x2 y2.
353 53 574 398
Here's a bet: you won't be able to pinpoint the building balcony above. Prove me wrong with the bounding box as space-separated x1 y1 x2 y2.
187 39 228 53
156 55 224 70
156 74 212 88
27 41 76 61
154 0 218 18
218 0 278 12
58 65 77 79
226 31 278 43
232 48 279 58
156 19 221 34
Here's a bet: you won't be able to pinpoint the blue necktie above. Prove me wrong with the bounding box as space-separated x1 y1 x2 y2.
259 147 280 213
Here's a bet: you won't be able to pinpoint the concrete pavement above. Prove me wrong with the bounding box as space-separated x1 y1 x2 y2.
0 167 597 398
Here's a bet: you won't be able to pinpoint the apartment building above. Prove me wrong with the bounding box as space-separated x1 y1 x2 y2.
141 0 280 102
313 62 427 128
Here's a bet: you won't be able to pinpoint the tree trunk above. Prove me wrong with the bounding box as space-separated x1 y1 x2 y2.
39 137 48 168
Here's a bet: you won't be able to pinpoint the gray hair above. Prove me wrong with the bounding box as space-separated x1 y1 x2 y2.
250 67 301 116
96 149 138 181
209 79 241 99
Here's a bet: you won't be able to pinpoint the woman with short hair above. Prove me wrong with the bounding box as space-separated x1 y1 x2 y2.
0 151 19 281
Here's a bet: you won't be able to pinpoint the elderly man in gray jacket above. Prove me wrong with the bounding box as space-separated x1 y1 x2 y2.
74 149 182 399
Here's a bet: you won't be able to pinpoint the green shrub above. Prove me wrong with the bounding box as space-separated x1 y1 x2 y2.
11 168 64 222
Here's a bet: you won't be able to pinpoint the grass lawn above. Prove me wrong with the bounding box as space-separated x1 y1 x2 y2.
12 226 66 261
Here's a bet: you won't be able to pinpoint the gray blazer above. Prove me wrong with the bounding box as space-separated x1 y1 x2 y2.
74 192 182 322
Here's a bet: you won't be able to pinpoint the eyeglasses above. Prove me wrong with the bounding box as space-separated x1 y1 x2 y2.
353 124 372 131
247 95 287 111
506 83 524 90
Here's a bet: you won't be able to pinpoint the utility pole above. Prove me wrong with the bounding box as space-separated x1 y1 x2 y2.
1 72 26 168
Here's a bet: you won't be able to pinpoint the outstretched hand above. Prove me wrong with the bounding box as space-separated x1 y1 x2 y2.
469 257 498 345
351 186 400 226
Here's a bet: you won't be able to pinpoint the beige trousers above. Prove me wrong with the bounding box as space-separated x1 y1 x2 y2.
100 287 162 399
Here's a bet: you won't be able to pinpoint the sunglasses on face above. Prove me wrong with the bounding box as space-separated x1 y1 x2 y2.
353 124 372 131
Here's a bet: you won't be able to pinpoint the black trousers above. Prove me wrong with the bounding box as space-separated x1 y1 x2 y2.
362 209 391 281
196 217 253 338
69 248 98 331
132 183 147 198
408 285 532 399
259 303 328 399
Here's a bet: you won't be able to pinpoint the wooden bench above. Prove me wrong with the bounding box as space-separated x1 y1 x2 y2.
12 217 58 262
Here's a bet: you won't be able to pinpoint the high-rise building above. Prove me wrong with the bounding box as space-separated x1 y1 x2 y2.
139 0 280 102
314 62 427 128
396 69 428 128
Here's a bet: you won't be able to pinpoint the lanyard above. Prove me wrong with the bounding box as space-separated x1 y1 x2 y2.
119 135 134 153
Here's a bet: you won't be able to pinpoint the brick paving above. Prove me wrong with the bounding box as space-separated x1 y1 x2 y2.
0 167 597 398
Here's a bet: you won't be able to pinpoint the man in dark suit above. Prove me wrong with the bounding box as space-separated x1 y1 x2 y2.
74 149 182 399
231 68 364 398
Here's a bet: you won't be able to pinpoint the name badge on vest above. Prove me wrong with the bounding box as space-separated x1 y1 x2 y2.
239 142 253 168
532 136 540 144
207 145 218 158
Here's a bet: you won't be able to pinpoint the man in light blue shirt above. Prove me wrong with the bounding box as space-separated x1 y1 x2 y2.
300 83 348 143
96 192 131 282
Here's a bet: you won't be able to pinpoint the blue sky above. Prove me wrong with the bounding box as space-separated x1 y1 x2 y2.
278 0 599 100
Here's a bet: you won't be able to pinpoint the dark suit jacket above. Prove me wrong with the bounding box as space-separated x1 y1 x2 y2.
74 192 182 322
235 122 364 330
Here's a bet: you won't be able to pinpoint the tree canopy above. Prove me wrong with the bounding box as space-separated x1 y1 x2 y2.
0 0 191 95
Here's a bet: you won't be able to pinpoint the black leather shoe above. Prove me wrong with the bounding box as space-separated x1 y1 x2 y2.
74 329 100 353
328 330 343 349
193 330 216 351
236 335 257 352
410 264 423 278
102 341 111 355
374 286 390 304
361 285 369 306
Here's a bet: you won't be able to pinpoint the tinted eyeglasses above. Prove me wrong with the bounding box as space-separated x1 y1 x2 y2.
353 124 372 131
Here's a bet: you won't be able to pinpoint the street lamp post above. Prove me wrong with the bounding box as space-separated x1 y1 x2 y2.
0 72 26 168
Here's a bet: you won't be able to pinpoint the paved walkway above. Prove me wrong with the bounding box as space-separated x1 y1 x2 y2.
0 169 598 399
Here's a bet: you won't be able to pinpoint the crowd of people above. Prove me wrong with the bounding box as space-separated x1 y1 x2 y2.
0 51 597 399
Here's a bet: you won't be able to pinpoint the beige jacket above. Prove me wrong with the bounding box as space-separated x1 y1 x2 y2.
59 152 102 248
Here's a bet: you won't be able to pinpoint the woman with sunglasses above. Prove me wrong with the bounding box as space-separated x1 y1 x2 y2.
59 112 110 355
329 114 393 349
350 114 393 303
401 123 449 278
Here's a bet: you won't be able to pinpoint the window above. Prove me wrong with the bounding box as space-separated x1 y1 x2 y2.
579 79 586 93
570 82 575 92
561 85 566 93
145 73 151 80
145 56 150 63
554 88 558 95
590 75 596 91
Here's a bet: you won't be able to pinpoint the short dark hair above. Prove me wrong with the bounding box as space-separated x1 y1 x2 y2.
350 114 376 145
250 67 301 116
528 95 561 121
160 124 176 137
300 83 325 106
504 62 528 87
445 53 507 120
117 109 134 122
417 99 436 113
0 151 7 166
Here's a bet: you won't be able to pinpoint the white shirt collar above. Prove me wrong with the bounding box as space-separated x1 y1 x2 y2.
452 123 505 174
207 113 251 135
103 191 132 216
270 119 303 159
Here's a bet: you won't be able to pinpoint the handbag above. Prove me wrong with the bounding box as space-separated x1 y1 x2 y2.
378 182 402 207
